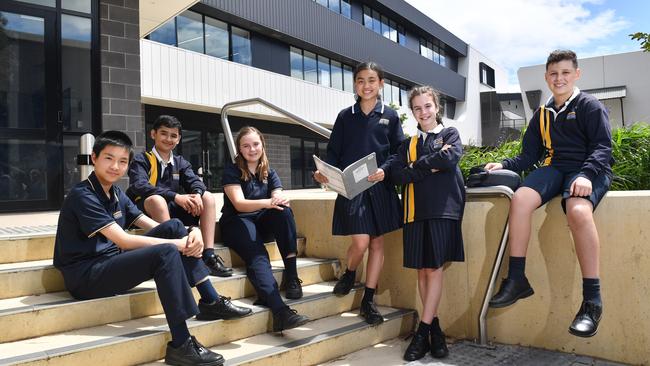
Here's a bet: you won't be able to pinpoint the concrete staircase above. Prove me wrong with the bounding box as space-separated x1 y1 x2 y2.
0 223 415 365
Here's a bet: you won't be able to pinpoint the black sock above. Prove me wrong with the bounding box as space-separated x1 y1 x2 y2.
362 286 375 304
202 247 215 261
430 317 442 335
196 279 219 304
345 268 356 278
169 321 191 348
583 278 601 304
507 256 526 280
416 321 431 337
284 256 298 279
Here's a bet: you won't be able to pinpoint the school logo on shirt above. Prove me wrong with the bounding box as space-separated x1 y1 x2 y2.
566 111 577 121
378 118 390 125
433 137 444 149
172 173 180 180
113 210 123 219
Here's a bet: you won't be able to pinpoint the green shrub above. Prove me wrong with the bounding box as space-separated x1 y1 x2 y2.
459 122 650 191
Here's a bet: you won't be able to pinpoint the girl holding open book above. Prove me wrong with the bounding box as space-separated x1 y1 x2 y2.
390 86 465 361
313 61 404 325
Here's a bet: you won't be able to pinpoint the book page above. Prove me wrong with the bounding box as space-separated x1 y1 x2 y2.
313 155 348 197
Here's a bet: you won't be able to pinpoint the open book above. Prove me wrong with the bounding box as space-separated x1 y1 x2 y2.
313 153 378 199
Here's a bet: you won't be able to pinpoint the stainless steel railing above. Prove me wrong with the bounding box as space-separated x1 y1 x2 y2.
220 97 331 162
219 98 512 345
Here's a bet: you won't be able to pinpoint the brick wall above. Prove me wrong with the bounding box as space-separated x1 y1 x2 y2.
264 134 291 188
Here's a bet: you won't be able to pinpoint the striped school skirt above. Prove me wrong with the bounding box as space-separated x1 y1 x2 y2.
403 218 464 269
332 181 402 236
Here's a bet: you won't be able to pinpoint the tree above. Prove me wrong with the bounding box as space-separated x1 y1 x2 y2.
630 32 650 52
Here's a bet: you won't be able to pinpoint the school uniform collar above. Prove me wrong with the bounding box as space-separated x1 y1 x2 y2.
417 124 444 142
351 99 384 115
86 171 119 204
544 87 580 116
151 146 174 167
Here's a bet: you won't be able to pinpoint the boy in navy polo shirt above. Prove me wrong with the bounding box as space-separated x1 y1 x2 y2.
127 115 233 278
54 131 251 366
485 50 613 337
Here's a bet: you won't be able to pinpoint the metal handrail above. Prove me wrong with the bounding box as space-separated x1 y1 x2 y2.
220 97 331 162
219 100 511 345
466 185 514 345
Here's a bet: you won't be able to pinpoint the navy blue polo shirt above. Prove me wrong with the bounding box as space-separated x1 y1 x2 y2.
221 162 282 220
54 172 143 282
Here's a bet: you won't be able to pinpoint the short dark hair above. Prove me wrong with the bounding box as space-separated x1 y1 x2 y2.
152 115 183 134
352 61 385 102
546 50 578 70
92 130 134 162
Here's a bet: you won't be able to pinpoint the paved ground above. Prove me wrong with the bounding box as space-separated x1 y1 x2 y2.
321 337 628 366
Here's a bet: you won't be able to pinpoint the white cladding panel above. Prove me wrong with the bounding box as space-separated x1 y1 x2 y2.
141 39 355 127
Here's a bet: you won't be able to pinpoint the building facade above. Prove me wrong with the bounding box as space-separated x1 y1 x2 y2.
0 0 505 212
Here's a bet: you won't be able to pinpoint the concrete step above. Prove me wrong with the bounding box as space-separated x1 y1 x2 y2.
145 306 415 366
0 239 306 299
0 282 381 366
0 257 336 343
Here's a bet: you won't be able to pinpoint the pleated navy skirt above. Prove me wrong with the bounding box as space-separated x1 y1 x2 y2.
403 218 464 269
332 181 402 236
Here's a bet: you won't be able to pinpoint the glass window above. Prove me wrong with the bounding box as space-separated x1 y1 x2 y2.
316 0 328 6
341 0 351 18
61 14 92 132
330 61 343 90
317 55 330 87
62 0 91 13
0 11 46 130
433 45 440 64
439 49 446 68
382 79 391 103
149 18 176 46
328 0 340 13
231 26 251 65
372 9 381 34
398 26 406 46
363 6 373 30
381 15 390 39
303 51 317 83
400 85 409 107
290 138 302 188
389 20 397 42
204 17 229 59
391 83 400 106
0 139 48 202
290 47 303 79
303 140 318 187
177 11 204 53
343 64 354 92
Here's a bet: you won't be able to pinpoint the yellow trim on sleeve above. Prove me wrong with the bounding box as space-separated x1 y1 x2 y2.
404 136 419 224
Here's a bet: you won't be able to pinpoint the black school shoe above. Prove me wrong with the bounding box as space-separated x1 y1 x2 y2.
196 296 252 320
332 270 355 296
203 253 233 277
403 333 430 361
489 277 534 308
430 328 449 358
569 300 602 337
272 307 310 332
280 274 304 299
165 336 224 366
359 300 384 325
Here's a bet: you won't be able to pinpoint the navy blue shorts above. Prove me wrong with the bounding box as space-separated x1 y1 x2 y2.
137 197 200 226
521 166 611 213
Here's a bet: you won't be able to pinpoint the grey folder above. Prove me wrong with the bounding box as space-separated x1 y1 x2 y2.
313 153 378 199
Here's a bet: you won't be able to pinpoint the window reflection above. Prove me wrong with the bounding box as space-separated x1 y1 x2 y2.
177 11 204 53
61 14 92 132
317 55 330 87
149 18 176 46
0 139 48 201
62 0 91 14
231 26 251 65
205 17 229 59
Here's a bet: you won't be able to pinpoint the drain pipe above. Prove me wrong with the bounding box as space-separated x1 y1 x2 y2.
78 133 95 181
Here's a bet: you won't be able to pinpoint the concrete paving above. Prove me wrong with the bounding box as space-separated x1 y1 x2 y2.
321 337 629 366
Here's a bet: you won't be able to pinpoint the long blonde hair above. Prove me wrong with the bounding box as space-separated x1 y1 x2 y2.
234 126 269 182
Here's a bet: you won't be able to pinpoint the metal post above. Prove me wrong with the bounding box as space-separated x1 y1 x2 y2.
77 133 95 181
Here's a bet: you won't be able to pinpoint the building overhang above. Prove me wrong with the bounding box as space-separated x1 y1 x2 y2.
139 0 199 38
583 86 627 100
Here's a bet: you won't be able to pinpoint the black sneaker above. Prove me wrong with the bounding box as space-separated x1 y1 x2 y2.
332 270 355 296
281 274 303 299
196 296 252 320
488 277 534 308
272 307 310 332
359 300 384 325
569 300 602 337
403 333 430 361
165 336 224 366
204 253 233 277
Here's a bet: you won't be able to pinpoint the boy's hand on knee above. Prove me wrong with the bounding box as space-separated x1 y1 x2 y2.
484 162 503 171
189 194 203 215
183 229 204 257
570 176 592 197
